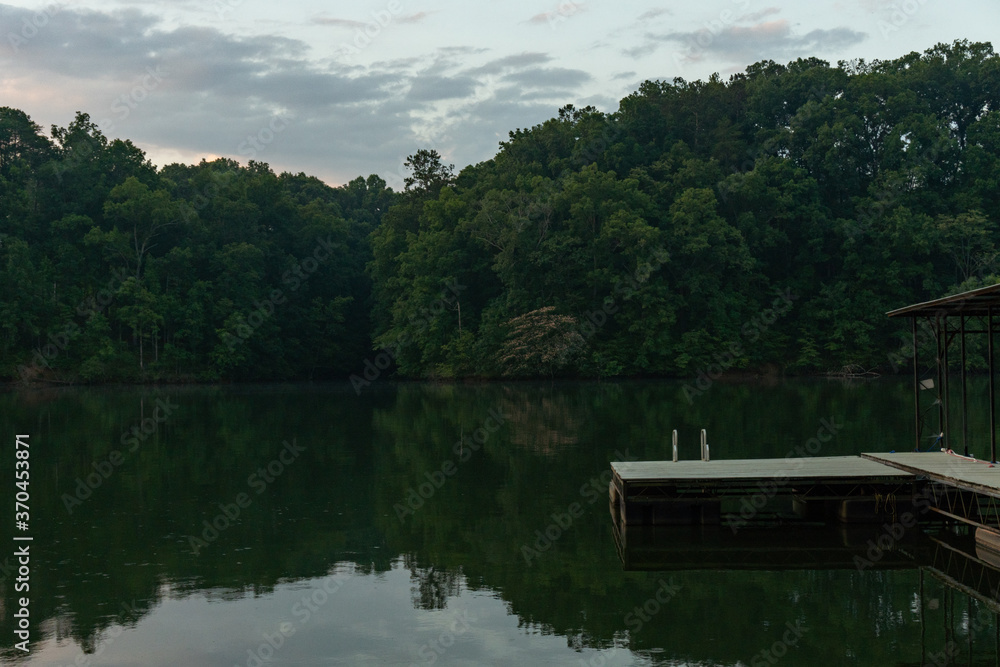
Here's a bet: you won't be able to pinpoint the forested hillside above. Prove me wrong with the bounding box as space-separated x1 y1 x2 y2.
2 39 999 383
0 114 393 381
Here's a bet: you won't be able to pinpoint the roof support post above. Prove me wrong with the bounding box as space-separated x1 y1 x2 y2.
943 316 951 451
936 316 946 450
990 305 996 464
912 317 920 452
935 316 943 445
961 314 969 457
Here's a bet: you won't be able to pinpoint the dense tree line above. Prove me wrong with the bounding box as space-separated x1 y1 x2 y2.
2 39 999 382
371 39 1000 380
0 111 393 381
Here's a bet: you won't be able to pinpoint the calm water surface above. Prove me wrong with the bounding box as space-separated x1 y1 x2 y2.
1 379 999 666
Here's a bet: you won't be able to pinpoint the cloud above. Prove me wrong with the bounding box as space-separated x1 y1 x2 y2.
625 16 866 67
313 17 367 29
793 27 869 53
850 0 898 11
467 52 552 75
623 42 660 60
502 67 592 90
427 94 565 163
398 12 433 24
314 11 430 30
527 3 585 26
0 6 598 186
637 8 671 21
578 92 619 109
738 7 782 22
406 75 478 102
0 5 405 182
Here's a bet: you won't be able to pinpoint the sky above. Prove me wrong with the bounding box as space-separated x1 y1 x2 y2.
0 0 996 188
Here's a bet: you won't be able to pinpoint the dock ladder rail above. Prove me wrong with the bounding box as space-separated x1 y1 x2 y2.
669 429 711 461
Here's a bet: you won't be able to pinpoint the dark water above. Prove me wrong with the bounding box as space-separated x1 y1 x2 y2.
1 379 999 666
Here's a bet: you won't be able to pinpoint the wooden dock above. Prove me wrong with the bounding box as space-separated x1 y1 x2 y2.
861 451 1000 531
612 456 914 488
610 451 1000 530
610 456 918 526
861 451 1000 497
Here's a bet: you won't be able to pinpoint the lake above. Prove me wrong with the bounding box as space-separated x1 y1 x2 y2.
1 378 999 666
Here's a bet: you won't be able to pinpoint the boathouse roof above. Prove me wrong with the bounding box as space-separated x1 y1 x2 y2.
887 282 1000 318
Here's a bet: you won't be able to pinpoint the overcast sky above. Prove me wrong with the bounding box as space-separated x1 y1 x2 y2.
1 0 995 188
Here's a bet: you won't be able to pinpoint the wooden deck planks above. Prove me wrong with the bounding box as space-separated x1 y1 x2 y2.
861 451 1000 498
612 456 915 484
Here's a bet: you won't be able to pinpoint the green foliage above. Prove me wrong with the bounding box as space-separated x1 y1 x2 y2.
0 117 396 381
4 40 1000 382
368 40 1000 379
496 306 585 377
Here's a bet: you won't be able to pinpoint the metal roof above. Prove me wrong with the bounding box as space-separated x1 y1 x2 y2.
887 282 1000 318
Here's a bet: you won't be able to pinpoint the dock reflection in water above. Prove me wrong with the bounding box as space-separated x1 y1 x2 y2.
613 514 1000 665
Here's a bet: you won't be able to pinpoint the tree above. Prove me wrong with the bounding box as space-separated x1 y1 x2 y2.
496 307 585 377
936 211 998 283
403 149 454 193
116 276 162 372
101 177 180 280
0 107 51 177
